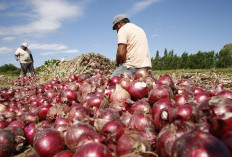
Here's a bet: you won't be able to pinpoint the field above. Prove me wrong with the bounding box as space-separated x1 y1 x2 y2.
0 67 232 156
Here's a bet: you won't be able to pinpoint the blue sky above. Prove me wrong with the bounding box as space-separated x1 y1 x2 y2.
0 0 231 68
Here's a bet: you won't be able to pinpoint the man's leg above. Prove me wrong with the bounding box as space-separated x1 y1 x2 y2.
28 63 36 76
20 63 28 76
110 65 128 78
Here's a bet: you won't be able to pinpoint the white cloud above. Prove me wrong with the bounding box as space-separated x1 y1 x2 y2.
151 34 159 38
29 43 68 50
0 47 13 54
0 0 89 36
0 4 7 10
2 37 16 42
125 0 162 17
39 49 80 56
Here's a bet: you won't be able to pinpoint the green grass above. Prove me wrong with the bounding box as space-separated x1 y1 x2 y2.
152 68 232 76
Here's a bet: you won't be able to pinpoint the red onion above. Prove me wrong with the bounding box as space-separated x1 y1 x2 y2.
47 104 70 122
108 76 121 86
194 87 205 96
156 120 195 157
7 126 26 151
119 78 132 90
134 68 150 80
217 90 232 99
63 89 77 102
110 84 131 102
127 81 148 101
120 111 132 127
117 130 151 156
0 129 16 156
175 104 194 121
73 142 112 157
54 117 70 128
23 112 39 124
37 104 52 120
101 121 124 143
33 128 65 157
129 112 154 131
197 96 232 137
65 122 95 151
222 131 232 154
8 120 25 129
131 99 152 114
0 121 7 129
54 150 74 157
76 131 104 148
24 123 37 146
139 128 157 151
86 96 109 110
148 84 174 105
195 92 211 104
172 128 231 157
0 93 8 102
108 100 129 113
104 86 115 97
174 92 193 106
68 105 88 123
69 74 78 82
154 107 174 131
158 74 175 89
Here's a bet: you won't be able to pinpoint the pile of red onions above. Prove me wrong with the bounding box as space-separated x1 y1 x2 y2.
0 71 231 157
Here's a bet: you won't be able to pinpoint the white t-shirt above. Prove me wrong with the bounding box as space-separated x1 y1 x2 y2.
15 48 32 63
118 23 152 68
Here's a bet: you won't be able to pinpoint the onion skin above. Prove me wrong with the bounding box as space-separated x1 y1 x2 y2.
0 129 16 157
33 128 65 157
110 84 131 102
131 99 152 114
54 150 74 157
196 96 232 137
172 128 231 157
73 142 112 157
156 120 195 157
129 112 154 131
217 90 232 99
128 81 148 101
222 131 232 154
117 130 151 156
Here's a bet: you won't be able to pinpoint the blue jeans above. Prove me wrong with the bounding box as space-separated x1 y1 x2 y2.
110 64 139 78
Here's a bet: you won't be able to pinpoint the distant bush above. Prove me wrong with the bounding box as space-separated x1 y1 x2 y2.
0 64 21 76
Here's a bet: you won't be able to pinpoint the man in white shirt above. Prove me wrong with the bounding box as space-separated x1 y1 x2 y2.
15 43 35 76
111 14 152 78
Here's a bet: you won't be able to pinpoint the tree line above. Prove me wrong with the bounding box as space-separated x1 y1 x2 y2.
151 44 232 70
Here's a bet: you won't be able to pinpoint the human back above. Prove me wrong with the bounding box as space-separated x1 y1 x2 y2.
118 23 151 68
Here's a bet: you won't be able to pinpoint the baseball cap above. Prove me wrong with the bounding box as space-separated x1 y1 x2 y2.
112 14 127 30
21 42 28 47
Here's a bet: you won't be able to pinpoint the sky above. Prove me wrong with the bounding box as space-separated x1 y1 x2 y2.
0 0 231 68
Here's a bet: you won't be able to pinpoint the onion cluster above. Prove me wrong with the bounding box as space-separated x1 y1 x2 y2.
0 70 232 157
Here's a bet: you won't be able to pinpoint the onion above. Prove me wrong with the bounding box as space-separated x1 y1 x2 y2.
86 96 109 110
156 120 195 157
222 131 232 154
0 121 7 129
194 87 204 96
172 128 231 157
37 104 52 120
73 142 112 157
175 104 194 121
174 92 193 106
108 100 129 114
54 150 74 157
117 130 151 156
139 128 157 151
8 120 25 129
69 74 78 82
101 121 124 143
148 84 174 105
24 123 37 146
0 129 16 156
158 74 175 89
127 81 148 101
120 111 132 127
7 126 26 151
76 131 104 148
154 107 174 131
47 104 70 122
217 90 232 99
119 78 132 90
195 92 211 104
104 86 115 97
63 89 77 102
68 105 89 123
23 112 39 124
131 99 152 114
0 93 8 102
108 76 121 86
197 96 232 137
110 84 131 102
129 112 154 131
65 122 96 151
33 128 65 157
134 68 150 80
54 118 70 128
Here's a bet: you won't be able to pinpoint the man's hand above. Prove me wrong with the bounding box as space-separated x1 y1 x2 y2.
114 60 118 66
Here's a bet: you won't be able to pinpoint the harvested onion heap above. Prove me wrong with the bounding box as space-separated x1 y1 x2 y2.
0 69 232 157
9 76 40 86
38 53 115 83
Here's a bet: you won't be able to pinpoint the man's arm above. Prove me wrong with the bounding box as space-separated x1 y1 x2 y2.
116 44 127 66
15 54 19 61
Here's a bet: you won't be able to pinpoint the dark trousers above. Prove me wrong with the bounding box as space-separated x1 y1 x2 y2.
20 63 36 76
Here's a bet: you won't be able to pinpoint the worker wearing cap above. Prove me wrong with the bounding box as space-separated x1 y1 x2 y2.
111 14 152 78
15 43 35 76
